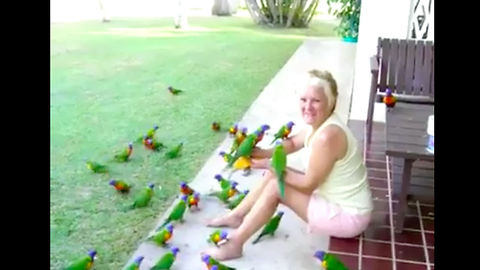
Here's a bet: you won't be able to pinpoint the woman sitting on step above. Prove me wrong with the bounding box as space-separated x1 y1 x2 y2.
204 69 373 261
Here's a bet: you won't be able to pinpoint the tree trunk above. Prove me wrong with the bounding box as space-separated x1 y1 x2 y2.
212 0 234 16
286 0 301 27
98 0 110 22
174 0 189 29
245 0 271 25
304 0 320 25
267 0 279 23
278 0 283 25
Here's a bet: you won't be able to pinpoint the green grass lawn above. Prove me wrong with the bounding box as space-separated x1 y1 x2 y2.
50 15 336 269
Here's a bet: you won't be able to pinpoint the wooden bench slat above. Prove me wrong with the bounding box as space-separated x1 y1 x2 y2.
404 40 416 94
388 39 399 91
423 41 434 95
396 40 408 91
379 38 391 92
413 41 425 95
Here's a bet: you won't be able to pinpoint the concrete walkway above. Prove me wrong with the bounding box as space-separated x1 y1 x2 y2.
125 38 357 270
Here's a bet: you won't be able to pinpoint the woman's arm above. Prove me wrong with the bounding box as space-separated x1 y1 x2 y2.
251 128 307 159
249 128 307 169
282 125 347 194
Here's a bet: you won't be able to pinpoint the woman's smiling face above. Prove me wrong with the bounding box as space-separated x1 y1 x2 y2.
298 84 331 127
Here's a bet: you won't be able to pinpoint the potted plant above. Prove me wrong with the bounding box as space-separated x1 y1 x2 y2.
327 0 361 42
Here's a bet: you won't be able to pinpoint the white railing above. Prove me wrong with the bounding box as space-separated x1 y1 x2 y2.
408 0 434 41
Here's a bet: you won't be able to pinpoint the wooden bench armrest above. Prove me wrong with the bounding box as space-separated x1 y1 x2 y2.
370 55 379 73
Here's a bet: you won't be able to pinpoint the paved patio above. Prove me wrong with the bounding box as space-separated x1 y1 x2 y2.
124 38 358 269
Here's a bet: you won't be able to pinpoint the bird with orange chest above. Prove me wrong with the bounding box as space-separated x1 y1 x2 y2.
148 223 174 246
208 229 228 247
228 127 248 154
114 142 133 162
212 122 221 131
228 123 238 136
383 88 397 110
254 124 270 145
187 192 201 211
179 181 195 196
109 179 131 193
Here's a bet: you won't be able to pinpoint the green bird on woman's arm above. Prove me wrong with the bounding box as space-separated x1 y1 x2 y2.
271 141 287 199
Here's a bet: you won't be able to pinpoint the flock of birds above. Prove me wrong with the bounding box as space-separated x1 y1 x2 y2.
64 86 349 270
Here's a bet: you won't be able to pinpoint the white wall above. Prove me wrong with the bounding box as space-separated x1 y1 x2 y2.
349 0 413 122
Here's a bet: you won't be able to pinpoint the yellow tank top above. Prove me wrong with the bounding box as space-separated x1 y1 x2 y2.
302 113 373 215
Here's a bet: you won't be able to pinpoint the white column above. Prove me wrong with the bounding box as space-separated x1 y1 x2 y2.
349 0 413 122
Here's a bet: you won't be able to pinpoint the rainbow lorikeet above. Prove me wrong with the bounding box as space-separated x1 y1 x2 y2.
145 137 165 151
314 250 349 270
210 181 239 203
150 246 179 270
383 88 397 109
201 254 236 270
86 160 107 173
228 123 238 136
219 152 251 176
148 223 174 246
208 229 228 246
228 127 248 154
159 195 187 228
219 151 232 163
179 181 195 196
165 142 183 159
226 130 259 170
227 190 249 210
136 125 159 143
271 141 287 199
114 142 133 162
130 183 154 209
167 86 183 95
211 122 221 131
270 121 295 144
187 192 200 210
123 256 144 270
254 124 270 145
65 250 97 270
109 179 131 193
214 174 232 190
252 211 284 244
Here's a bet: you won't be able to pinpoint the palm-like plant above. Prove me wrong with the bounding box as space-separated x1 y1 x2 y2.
327 0 361 41
245 0 321 28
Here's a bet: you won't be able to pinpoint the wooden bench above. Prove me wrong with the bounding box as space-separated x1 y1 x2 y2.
365 38 435 233
366 38 434 144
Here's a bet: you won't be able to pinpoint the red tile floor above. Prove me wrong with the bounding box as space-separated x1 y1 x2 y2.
326 121 435 270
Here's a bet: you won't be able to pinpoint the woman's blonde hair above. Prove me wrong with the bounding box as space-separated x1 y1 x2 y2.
307 69 338 113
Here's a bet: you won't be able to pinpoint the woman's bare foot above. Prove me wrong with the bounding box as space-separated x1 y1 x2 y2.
206 214 243 228
202 238 243 261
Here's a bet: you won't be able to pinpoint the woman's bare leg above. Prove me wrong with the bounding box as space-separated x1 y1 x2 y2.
204 177 311 260
207 170 275 228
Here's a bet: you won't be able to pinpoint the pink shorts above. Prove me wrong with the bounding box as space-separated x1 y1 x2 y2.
307 194 371 238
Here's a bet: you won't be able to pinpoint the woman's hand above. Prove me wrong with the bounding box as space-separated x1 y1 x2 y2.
250 147 264 159
251 147 272 159
250 158 271 169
